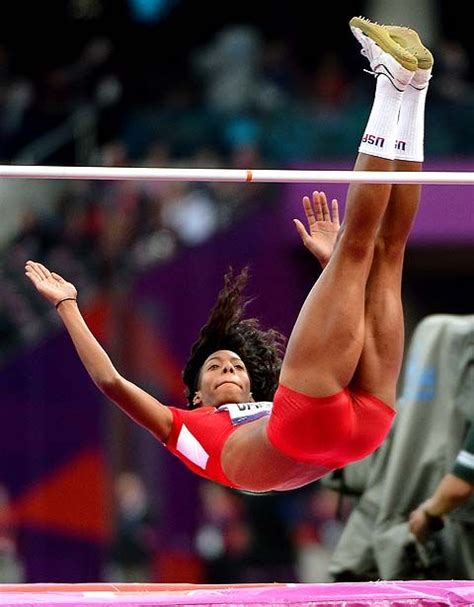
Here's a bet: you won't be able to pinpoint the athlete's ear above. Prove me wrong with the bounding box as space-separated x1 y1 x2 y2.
192 391 202 406
249 391 254 402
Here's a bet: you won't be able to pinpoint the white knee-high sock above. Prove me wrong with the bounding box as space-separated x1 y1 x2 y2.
394 68 432 162
358 75 410 160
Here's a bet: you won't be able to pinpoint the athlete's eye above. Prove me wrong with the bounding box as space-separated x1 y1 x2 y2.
208 364 219 370
235 364 245 370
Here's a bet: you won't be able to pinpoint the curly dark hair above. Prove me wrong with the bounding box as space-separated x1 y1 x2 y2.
183 267 286 407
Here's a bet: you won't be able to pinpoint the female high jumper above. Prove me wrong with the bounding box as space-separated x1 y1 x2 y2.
25 18 433 493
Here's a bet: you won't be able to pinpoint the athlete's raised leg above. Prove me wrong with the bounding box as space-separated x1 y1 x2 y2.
280 20 417 397
350 23 433 405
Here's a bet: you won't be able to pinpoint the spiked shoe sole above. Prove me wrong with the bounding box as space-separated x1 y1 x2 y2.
385 25 434 70
350 16 418 71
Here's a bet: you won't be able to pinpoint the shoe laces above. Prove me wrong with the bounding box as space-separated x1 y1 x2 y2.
363 68 378 78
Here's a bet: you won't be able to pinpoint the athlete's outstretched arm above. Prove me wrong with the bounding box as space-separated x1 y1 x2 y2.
25 260 172 442
293 191 340 268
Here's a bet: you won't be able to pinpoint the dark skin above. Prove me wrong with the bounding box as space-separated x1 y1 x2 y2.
26 161 420 492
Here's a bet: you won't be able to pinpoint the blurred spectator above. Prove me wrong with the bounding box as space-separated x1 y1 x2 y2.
294 486 346 582
240 492 298 582
192 25 266 115
309 52 352 110
194 483 248 583
0 484 24 583
158 182 218 247
434 39 473 103
107 472 157 582
325 315 474 581
257 40 296 111
0 46 34 160
194 483 298 583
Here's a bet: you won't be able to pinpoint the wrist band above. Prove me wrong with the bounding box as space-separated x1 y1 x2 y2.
55 297 77 310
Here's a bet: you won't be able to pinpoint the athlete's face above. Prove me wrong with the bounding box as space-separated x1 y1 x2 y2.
193 350 253 407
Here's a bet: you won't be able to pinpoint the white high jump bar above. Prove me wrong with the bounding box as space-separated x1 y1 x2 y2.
0 165 473 185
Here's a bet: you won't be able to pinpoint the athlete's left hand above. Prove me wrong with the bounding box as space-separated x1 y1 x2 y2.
293 191 340 267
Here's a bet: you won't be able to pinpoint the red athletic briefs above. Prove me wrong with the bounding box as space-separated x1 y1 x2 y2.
165 384 395 489
267 384 395 468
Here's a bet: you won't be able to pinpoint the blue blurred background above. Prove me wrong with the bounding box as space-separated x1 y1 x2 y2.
0 0 472 584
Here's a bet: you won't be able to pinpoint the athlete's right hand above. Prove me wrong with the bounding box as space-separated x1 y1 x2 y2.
25 260 77 307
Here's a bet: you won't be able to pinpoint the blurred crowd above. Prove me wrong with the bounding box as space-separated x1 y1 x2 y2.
0 135 273 360
2 21 474 163
104 471 349 583
193 482 349 583
1 14 473 361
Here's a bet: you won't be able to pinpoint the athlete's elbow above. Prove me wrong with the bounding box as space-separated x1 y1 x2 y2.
96 373 123 398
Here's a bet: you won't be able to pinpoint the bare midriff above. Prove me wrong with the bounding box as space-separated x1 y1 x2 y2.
221 417 331 492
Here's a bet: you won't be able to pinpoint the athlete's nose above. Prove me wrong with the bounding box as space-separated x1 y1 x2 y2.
222 364 235 374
